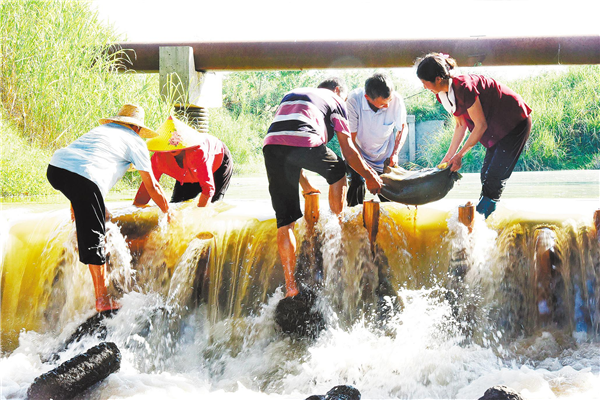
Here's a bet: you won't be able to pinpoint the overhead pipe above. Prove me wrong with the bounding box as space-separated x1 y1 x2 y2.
108 36 600 72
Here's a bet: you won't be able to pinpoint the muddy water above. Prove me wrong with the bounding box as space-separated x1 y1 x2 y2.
0 170 599 399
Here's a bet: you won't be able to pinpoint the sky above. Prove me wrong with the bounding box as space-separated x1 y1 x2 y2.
92 0 599 43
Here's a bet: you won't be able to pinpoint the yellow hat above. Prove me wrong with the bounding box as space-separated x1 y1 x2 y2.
99 104 158 139
146 116 203 152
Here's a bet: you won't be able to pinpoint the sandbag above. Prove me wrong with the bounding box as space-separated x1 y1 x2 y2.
275 288 324 338
27 342 121 400
380 164 461 205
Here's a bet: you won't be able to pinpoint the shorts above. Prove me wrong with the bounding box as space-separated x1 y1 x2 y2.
263 144 346 228
47 165 107 265
171 145 234 203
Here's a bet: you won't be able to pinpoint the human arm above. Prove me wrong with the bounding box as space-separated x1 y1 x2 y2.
133 182 151 207
197 192 212 207
444 97 488 171
299 169 321 195
190 149 216 208
133 153 161 207
441 117 468 166
138 170 170 215
389 123 407 167
337 132 382 194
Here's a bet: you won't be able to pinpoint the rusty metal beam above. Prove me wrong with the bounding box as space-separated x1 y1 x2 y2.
109 36 600 72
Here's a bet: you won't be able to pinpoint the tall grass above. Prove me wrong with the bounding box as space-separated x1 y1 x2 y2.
0 0 170 150
209 108 267 174
0 0 176 197
511 65 600 170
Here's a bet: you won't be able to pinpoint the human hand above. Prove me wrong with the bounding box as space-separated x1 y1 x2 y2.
302 187 321 196
300 173 321 196
366 174 383 194
166 209 175 223
448 155 463 172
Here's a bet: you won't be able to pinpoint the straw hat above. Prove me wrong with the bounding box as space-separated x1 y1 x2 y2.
146 116 203 152
99 104 158 139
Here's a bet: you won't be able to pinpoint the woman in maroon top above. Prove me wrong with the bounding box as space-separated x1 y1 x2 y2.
133 116 233 208
417 53 532 218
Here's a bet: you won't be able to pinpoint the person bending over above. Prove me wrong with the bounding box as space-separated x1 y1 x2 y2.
345 72 408 206
133 116 233 208
417 53 532 218
263 77 382 297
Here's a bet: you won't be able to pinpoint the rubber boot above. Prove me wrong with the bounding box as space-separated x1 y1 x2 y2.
476 196 497 219
89 264 120 312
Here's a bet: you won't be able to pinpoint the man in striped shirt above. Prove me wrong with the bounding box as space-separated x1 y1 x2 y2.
263 78 382 298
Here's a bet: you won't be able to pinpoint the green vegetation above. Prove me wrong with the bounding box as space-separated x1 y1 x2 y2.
1 118 53 197
511 66 600 171
1 0 598 198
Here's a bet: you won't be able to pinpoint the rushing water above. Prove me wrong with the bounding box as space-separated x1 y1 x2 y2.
1 171 599 399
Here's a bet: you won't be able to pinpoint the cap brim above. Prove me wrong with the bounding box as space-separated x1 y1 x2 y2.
99 117 158 138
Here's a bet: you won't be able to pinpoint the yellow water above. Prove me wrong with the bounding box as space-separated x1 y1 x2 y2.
1 187 599 399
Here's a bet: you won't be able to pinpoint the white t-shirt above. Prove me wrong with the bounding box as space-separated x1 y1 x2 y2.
346 88 407 173
50 123 152 196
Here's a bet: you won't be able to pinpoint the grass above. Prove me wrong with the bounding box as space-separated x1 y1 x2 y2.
0 0 172 150
0 117 54 197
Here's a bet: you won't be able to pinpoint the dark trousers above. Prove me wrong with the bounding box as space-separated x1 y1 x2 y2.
171 145 233 203
47 165 106 265
481 116 532 201
346 164 390 207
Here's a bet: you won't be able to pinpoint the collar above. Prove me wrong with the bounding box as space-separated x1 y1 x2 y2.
361 91 385 113
439 78 456 114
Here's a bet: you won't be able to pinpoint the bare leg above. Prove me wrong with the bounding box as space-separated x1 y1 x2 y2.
88 264 120 312
277 222 299 297
328 176 348 215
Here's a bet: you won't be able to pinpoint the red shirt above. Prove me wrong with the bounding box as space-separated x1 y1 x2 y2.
151 135 225 197
437 75 532 148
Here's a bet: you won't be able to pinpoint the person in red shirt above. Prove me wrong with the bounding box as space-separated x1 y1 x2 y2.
417 53 532 218
133 116 233 208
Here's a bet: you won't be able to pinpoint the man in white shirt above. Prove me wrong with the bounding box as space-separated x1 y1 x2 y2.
345 73 408 206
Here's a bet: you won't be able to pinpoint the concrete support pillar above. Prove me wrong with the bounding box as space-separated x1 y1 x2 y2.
159 46 209 133
407 115 416 162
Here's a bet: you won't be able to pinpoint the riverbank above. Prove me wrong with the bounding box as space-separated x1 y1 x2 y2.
2 170 598 207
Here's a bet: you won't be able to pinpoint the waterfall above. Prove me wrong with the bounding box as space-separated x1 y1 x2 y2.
1 200 599 399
